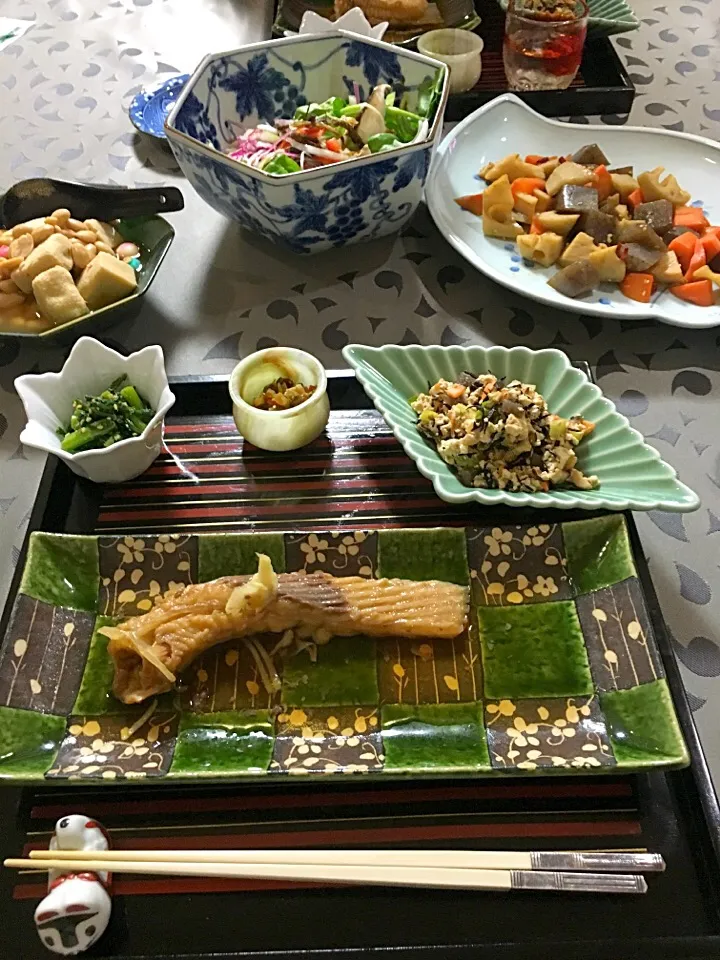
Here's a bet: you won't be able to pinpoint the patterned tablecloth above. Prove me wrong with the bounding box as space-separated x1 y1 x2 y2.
0 0 718 785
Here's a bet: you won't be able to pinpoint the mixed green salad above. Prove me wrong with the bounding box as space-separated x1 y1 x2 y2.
227 74 443 175
57 375 155 453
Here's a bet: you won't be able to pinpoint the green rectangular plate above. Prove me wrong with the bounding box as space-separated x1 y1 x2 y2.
0 521 688 783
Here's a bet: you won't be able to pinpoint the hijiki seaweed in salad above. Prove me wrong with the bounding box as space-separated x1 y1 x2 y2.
411 373 598 492
227 81 435 175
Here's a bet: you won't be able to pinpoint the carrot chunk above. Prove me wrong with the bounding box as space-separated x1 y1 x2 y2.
627 187 644 211
668 231 698 274
670 279 714 307
594 164 613 202
454 193 484 216
620 272 654 303
700 232 720 264
684 237 706 281
673 206 709 232
511 177 546 201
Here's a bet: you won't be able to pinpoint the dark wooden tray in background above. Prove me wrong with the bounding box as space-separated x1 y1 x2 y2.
443 1 635 120
274 0 635 121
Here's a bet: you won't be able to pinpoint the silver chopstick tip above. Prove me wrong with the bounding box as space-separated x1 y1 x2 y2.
530 851 665 873
512 870 648 894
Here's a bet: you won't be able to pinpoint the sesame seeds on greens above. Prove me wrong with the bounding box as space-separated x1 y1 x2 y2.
57 375 155 453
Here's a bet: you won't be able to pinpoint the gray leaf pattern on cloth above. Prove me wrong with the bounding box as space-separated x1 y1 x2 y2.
437 265 465 294
647 511 688 542
672 371 712 395
675 563 711 605
374 271 403 295
595 350 627 380
616 390 649 417
203 334 242 361
311 298 336 313
440 326 470 347
686 691 707 713
414 295 435 317
322 319 349 350
674 636 720 678
509 309 535 337
267 300 299 323
647 424 681 446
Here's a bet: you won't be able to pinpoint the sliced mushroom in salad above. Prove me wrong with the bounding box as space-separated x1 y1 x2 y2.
226 79 439 175
411 373 598 492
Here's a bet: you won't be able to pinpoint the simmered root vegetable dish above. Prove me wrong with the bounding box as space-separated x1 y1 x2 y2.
411 373 598 493
455 143 720 306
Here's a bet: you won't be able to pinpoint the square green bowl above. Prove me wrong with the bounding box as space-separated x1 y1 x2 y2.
0 216 174 344
342 344 699 513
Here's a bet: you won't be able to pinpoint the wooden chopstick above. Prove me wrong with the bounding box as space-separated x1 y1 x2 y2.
4 857 647 893
25 848 665 873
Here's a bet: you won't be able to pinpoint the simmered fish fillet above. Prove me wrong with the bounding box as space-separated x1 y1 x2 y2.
102 561 469 704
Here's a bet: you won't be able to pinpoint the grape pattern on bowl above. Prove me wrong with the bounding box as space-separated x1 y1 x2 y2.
166 35 446 254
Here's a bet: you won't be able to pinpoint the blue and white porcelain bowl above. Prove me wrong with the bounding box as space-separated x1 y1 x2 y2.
164 31 449 254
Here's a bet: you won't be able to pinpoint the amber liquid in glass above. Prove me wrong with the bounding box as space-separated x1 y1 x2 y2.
504 11 586 90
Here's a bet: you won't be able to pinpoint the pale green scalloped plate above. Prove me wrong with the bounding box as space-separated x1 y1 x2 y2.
342 344 700 513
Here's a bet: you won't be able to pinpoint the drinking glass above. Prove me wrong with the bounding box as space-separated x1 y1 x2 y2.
503 0 588 91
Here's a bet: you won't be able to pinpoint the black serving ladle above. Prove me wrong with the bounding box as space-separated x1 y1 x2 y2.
0 178 184 227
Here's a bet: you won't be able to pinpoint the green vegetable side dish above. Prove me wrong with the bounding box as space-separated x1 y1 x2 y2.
226 71 443 175
57 375 155 453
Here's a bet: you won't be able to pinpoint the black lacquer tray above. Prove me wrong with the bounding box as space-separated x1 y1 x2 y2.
0 373 719 960
444 2 635 120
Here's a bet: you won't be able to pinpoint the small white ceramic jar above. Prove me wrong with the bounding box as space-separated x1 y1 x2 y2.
229 347 330 452
417 29 484 94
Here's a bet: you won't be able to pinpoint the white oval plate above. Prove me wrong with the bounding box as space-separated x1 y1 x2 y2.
425 94 720 329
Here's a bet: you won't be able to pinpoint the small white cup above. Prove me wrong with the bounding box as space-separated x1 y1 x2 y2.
417 28 484 94
229 347 330 452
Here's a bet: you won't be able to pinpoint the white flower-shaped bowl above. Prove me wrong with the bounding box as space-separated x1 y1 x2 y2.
15 337 176 484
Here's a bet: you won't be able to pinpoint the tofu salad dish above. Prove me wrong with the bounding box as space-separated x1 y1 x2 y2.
411 373 598 492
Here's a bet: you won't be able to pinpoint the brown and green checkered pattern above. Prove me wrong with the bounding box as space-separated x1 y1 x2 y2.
0 516 688 783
